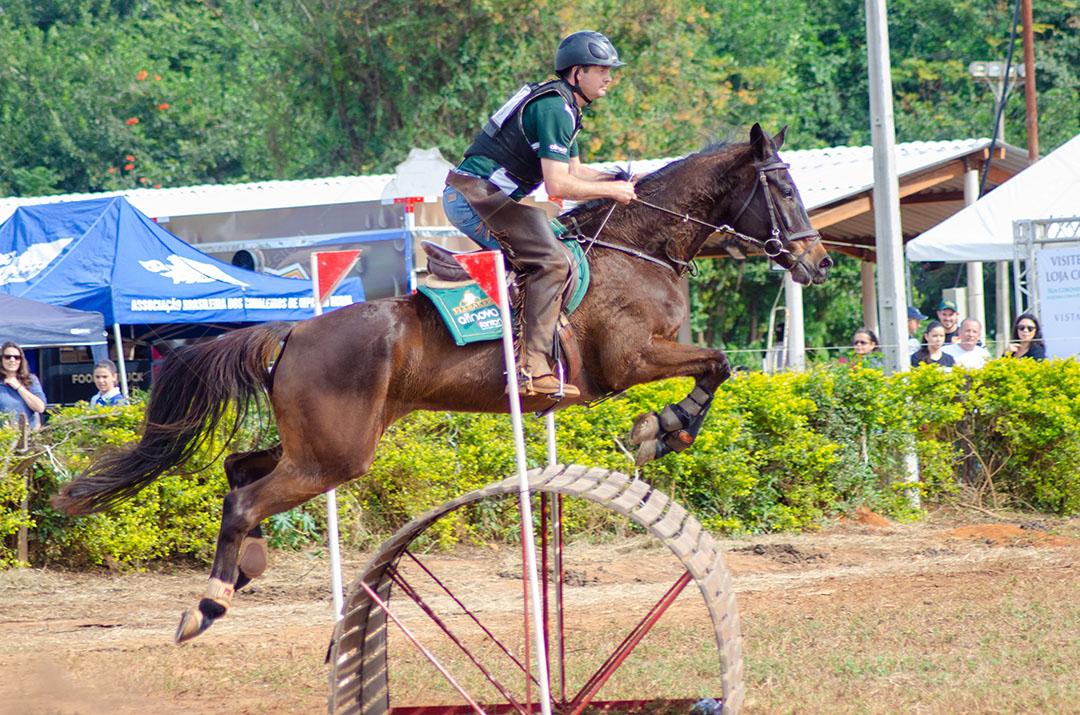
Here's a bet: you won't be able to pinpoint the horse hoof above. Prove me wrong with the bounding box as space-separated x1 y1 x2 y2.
174 597 229 644
175 606 210 644
634 439 659 467
238 536 268 580
629 412 660 446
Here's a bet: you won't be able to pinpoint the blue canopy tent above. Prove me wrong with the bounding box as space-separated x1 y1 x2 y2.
0 295 107 349
0 196 363 394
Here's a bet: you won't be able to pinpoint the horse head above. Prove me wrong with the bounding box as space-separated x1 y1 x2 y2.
726 124 832 285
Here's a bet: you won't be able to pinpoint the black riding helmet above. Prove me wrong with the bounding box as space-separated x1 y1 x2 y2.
555 31 624 104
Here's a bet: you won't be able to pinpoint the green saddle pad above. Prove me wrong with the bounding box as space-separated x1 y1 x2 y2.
417 238 589 346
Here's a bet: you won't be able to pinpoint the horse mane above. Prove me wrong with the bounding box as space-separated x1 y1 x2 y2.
560 140 750 252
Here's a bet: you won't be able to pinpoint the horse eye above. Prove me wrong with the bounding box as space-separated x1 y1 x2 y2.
782 187 794 199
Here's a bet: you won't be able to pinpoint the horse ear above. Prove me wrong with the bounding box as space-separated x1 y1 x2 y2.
774 125 787 150
750 123 768 160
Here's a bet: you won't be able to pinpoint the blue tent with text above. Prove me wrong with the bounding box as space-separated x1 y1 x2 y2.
0 196 363 325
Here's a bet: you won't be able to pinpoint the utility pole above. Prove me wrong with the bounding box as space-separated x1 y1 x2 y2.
866 0 919 507
1021 0 1039 163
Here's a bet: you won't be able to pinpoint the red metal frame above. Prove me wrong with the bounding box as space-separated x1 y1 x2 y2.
376 499 697 714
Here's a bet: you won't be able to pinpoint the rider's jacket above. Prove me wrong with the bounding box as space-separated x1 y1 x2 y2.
462 79 582 197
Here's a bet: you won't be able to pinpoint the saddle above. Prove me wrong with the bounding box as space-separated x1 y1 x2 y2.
418 240 589 385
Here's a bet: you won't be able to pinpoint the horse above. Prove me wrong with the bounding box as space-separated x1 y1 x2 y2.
51 124 832 643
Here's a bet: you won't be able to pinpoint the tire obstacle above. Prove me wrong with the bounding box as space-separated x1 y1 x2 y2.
326 463 745 714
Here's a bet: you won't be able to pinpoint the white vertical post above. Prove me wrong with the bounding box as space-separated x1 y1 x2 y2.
494 259 553 715
964 165 986 331
783 274 805 370
111 323 130 397
311 253 345 621
860 261 878 331
866 0 919 506
996 261 1012 355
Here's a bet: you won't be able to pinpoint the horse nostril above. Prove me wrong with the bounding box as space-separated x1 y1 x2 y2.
820 256 833 271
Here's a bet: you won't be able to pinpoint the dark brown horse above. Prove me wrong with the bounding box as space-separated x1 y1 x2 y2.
52 124 831 642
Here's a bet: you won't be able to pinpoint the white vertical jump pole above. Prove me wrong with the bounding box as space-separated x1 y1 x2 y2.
311 253 346 621
492 257 554 715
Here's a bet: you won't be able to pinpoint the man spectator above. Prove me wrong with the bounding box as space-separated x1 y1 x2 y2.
937 298 961 343
907 306 926 354
944 318 992 369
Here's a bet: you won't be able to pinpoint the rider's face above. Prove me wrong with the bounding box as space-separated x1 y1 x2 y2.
575 65 614 102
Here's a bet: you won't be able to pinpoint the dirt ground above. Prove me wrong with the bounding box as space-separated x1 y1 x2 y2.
1 507 1078 715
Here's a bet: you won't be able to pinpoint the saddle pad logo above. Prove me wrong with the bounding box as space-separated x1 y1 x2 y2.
140 255 250 288
0 237 73 285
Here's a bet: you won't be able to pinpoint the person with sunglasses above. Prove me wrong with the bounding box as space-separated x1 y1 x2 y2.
1006 312 1046 360
0 341 46 429
850 327 883 368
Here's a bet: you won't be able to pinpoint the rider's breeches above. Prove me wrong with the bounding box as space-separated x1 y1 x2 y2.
443 172 571 373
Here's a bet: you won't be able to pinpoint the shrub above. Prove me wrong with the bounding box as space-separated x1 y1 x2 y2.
3 358 1078 570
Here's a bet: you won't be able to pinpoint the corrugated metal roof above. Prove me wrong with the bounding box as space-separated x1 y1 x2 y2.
0 139 1027 243
0 174 393 222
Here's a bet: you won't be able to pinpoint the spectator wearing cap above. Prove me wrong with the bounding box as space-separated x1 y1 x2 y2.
907 306 927 355
943 318 992 369
936 298 960 343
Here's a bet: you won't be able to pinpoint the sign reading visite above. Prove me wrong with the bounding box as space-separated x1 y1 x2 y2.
1035 245 1080 357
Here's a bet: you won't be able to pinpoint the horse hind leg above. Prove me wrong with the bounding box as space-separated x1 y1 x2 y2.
223 446 283 590
176 453 329 644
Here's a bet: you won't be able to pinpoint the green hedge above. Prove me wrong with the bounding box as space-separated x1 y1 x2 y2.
3 359 1079 568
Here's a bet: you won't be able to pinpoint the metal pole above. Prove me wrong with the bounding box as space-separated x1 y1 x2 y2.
495 259 553 715
866 0 919 506
865 0 910 376
964 164 987 332
1021 0 1039 163
783 273 805 370
311 253 345 621
111 323 130 397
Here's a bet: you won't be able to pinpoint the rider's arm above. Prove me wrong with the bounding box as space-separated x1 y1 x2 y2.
542 158 636 204
568 159 616 182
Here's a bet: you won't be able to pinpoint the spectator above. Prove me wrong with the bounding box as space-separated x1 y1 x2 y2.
0 341 47 429
944 318 992 369
936 298 960 343
850 327 884 367
1006 312 1047 360
911 321 956 369
89 359 128 407
907 306 927 354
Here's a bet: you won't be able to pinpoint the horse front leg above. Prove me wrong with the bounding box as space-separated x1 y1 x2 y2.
619 339 732 466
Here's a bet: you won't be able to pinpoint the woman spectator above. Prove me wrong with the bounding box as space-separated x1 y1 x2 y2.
850 327 884 367
1006 312 1046 361
911 321 955 369
0 341 47 428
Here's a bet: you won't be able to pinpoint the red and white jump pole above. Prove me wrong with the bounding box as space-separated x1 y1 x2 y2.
311 249 362 620
455 250 554 715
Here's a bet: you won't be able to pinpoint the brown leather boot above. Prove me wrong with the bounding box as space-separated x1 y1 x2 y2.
521 371 580 399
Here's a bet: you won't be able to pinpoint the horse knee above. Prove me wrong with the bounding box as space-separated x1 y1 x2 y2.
221 490 256 539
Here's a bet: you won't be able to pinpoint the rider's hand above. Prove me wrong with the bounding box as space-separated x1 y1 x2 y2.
609 181 637 205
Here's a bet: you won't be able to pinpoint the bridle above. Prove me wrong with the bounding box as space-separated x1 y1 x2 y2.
571 158 822 276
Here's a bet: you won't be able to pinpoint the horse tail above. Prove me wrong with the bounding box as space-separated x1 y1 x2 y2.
51 322 293 516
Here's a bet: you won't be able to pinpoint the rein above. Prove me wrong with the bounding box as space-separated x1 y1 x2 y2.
568 158 821 276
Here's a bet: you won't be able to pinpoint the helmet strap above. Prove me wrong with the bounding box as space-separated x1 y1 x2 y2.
567 67 594 106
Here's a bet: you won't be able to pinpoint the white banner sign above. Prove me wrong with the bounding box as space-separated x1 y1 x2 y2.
1035 245 1080 357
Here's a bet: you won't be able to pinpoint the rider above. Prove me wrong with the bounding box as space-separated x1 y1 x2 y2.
442 30 637 399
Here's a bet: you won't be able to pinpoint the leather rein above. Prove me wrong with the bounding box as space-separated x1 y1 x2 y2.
568 159 821 276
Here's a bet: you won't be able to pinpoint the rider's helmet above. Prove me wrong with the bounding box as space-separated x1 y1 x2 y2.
554 31 625 74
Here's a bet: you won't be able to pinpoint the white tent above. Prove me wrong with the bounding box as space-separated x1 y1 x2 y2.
906 134 1080 262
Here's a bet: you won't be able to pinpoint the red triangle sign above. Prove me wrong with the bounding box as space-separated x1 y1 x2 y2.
314 250 361 303
454 251 504 309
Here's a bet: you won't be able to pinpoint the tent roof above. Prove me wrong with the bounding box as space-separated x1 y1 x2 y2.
0 197 362 324
905 133 1080 262
0 294 106 348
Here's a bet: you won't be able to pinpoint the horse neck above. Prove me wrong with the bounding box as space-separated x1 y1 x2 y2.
582 144 753 263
